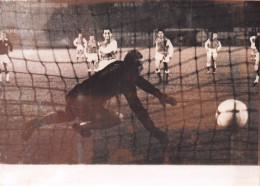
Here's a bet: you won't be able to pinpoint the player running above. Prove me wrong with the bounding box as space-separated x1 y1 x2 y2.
204 32 222 74
97 28 118 71
84 35 99 76
73 30 87 62
154 29 174 84
0 31 13 86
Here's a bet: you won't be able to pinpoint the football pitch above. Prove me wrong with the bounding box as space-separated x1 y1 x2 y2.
0 46 258 164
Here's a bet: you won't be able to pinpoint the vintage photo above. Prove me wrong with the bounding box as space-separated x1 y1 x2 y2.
0 0 258 165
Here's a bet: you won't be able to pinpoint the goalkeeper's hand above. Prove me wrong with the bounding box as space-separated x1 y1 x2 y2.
159 94 177 108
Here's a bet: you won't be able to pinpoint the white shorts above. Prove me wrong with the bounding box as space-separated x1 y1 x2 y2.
76 45 84 57
155 52 170 67
0 54 10 68
85 53 98 63
96 59 117 71
206 48 218 67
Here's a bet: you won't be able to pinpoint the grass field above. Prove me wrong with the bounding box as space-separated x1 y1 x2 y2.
0 46 258 164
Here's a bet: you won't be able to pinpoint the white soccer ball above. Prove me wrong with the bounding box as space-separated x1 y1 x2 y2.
215 99 248 128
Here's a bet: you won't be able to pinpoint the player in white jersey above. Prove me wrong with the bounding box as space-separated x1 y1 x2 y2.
249 32 260 62
204 32 222 73
84 35 99 76
0 31 13 86
154 29 174 84
97 29 118 71
73 31 87 62
253 36 260 87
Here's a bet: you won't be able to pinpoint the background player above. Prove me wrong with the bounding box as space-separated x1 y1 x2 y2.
73 30 87 62
154 29 174 84
204 32 222 73
0 31 13 85
97 28 118 71
253 35 260 87
249 32 260 62
84 35 99 76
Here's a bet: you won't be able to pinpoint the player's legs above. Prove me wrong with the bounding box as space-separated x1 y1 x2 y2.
155 53 163 83
212 50 218 73
0 56 4 84
206 51 212 73
251 49 256 61
82 51 85 61
76 50 80 61
253 69 259 87
72 106 123 137
81 51 85 61
78 50 84 61
163 63 169 83
163 57 170 83
253 53 259 86
22 110 75 140
0 55 10 84
3 62 9 83
88 53 99 73
93 60 99 73
0 69 2 86
93 54 99 73
254 52 259 72
76 45 84 61
155 60 162 84
85 53 92 76
86 61 92 77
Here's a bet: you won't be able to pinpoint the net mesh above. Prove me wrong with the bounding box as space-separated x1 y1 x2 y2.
0 1 258 164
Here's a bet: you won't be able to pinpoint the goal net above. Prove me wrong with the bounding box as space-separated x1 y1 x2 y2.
0 0 258 164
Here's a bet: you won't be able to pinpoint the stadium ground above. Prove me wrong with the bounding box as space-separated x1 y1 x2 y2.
0 46 258 164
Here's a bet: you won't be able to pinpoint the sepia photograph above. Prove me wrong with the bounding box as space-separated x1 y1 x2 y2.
0 0 259 181
0 0 259 184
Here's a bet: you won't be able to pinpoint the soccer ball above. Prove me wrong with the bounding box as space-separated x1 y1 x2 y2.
215 99 248 128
